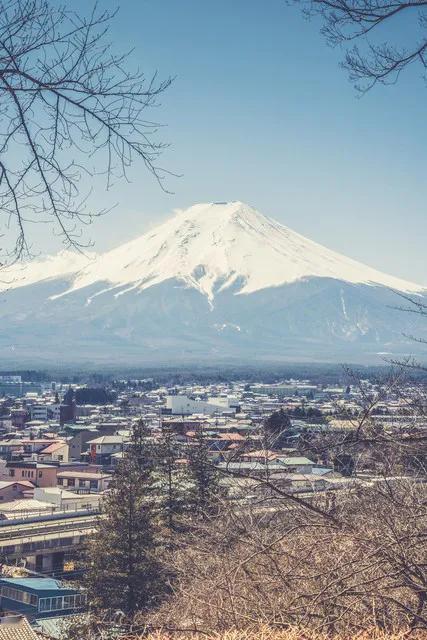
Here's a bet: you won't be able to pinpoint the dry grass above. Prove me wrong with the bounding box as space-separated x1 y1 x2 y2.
145 628 427 640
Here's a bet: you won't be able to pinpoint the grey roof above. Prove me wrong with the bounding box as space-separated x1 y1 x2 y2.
276 456 315 466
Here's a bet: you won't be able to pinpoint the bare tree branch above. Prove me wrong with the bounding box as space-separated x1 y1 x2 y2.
0 0 173 264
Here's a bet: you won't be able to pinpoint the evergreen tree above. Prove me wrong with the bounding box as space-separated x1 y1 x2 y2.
153 426 187 532
264 408 292 447
84 420 167 615
186 430 221 517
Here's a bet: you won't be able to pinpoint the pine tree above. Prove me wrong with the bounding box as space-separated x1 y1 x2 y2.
153 426 187 533
186 430 221 517
84 420 168 616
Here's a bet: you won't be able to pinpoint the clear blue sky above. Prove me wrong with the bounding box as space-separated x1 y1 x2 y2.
38 0 427 284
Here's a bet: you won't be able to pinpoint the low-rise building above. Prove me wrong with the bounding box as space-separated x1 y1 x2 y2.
57 470 111 493
0 577 86 620
4 461 57 488
0 480 34 502
37 441 69 463
87 435 124 465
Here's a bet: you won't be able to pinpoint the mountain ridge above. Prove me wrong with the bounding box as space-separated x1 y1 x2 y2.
1 201 425 365
3 201 424 301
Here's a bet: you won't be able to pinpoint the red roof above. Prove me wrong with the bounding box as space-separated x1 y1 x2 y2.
39 441 66 454
219 433 245 441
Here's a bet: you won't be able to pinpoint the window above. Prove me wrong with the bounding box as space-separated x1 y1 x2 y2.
3 545 15 554
38 471 43 478
1 586 38 607
9 469 14 477
38 593 86 612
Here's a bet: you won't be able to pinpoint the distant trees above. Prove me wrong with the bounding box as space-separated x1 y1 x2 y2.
290 405 325 422
85 420 168 615
264 408 292 447
0 0 171 264
75 387 114 406
265 408 292 435
291 0 427 92
333 452 355 476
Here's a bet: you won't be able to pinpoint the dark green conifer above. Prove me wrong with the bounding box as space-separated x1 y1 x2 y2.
84 420 167 615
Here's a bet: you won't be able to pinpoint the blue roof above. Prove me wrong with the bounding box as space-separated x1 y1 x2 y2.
0 577 63 591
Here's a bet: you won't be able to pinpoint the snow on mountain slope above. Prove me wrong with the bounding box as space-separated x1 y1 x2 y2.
64 201 424 299
2 250 97 290
5 201 424 299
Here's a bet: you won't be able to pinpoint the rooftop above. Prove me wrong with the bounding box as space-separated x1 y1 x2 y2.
87 436 124 444
39 441 67 454
0 615 39 640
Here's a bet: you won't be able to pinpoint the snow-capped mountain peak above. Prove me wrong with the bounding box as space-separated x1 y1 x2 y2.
4 201 424 300
2 201 426 365
61 200 423 300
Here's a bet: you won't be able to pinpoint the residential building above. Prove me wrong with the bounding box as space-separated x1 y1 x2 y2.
86 435 124 465
4 462 57 488
0 614 39 640
0 480 34 502
0 577 86 620
37 441 69 463
166 395 236 416
56 470 111 493
62 425 98 460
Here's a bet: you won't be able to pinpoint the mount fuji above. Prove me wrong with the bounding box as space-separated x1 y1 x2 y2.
1 201 426 366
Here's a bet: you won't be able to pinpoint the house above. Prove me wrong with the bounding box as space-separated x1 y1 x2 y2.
216 461 286 477
286 473 328 491
37 441 69 463
0 480 34 502
56 470 111 493
0 614 39 640
275 456 315 474
86 435 124 465
0 577 86 620
20 439 57 455
0 439 24 461
239 449 278 463
34 487 100 512
63 425 98 460
4 462 57 488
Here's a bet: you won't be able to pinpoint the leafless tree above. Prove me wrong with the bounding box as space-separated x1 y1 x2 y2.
147 367 427 636
0 0 172 265
293 0 427 91
154 477 427 635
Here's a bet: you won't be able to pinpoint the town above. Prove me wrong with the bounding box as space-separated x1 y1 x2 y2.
0 369 424 638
